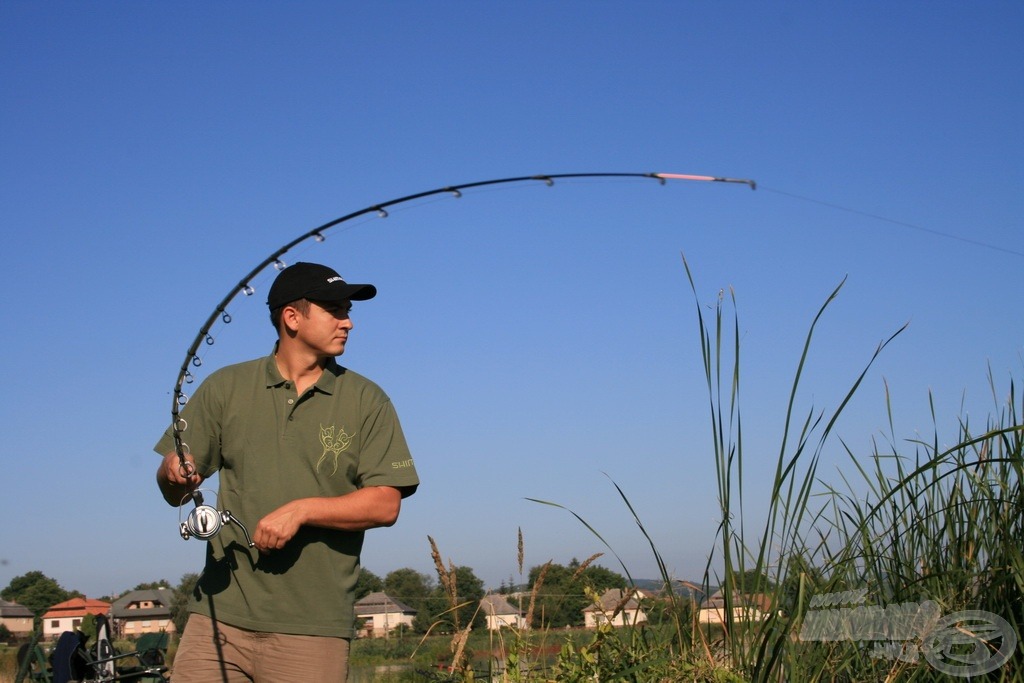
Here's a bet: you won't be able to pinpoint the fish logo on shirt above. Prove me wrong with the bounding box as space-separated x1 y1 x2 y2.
318 423 353 475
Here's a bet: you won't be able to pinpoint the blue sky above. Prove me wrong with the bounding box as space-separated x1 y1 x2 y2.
1 2 1021 599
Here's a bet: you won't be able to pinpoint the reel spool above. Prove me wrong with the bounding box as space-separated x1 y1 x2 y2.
179 489 255 547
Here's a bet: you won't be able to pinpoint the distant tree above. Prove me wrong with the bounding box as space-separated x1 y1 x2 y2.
732 568 777 594
430 566 486 632
383 568 434 633
354 568 383 600
171 573 200 634
527 563 578 628
1 571 74 621
577 564 626 594
133 580 172 591
526 561 627 629
778 555 823 616
80 614 97 642
0 623 13 644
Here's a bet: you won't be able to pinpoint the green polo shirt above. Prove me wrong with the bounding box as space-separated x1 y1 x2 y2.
155 352 419 638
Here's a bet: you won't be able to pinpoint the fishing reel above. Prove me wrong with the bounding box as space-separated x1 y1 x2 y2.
179 489 255 548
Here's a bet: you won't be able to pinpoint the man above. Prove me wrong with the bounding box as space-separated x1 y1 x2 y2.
155 262 419 683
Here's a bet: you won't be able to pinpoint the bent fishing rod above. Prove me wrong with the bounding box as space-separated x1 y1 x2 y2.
168 171 755 542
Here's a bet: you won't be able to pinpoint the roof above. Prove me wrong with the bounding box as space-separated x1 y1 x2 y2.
110 589 173 619
583 588 644 613
42 597 111 619
699 590 772 611
353 592 416 616
0 599 34 618
480 593 522 616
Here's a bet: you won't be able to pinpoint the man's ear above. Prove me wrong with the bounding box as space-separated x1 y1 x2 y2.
280 304 302 332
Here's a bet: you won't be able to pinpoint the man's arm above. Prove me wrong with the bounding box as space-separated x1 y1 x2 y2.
252 486 404 553
156 451 205 506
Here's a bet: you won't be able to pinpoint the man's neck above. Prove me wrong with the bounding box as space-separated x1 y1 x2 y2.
274 344 328 396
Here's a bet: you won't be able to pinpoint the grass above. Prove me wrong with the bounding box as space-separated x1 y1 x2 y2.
6 263 1019 683
415 259 1023 681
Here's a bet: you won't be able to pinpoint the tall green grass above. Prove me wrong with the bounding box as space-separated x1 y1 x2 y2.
682 258 1022 681
426 262 1022 681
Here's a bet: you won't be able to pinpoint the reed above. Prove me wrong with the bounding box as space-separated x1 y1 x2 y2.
425 260 1022 681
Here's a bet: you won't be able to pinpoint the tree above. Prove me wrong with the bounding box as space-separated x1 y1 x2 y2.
170 573 200 634
528 562 577 628
733 568 777 593
578 564 626 594
354 568 383 600
383 568 434 633
1 571 75 621
133 580 172 591
431 565 486 632
526 560 627 629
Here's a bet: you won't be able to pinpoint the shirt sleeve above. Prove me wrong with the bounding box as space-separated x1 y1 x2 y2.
355 397 419 494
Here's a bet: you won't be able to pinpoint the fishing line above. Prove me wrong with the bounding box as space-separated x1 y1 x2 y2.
166 171 755 543
760 186 1024 259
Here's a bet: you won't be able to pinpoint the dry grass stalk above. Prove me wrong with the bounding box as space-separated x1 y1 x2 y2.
525 560 551 628
428 535 458 603
450 624 473 675
517 526 524 576
570 552 604 583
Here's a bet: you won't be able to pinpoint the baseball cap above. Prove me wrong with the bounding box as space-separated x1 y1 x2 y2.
267 262 377 309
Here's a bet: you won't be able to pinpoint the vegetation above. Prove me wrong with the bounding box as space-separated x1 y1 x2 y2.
0 572 78 628
4 268 1020 682
399 266 1023 681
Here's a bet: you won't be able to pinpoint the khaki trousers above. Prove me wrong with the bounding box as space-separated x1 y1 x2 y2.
171 613 350 683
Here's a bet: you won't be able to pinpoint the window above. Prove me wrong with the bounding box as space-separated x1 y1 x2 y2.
51 620 59 628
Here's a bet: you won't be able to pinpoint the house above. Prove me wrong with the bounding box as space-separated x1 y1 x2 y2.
480 593 526 631
41 597 111 639
583 588 649 628
353 592 416 638
110 588 176 637
697 590 772 624
0 599 35 638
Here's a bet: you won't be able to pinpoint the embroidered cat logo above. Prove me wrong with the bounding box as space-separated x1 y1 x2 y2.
318 423 353 475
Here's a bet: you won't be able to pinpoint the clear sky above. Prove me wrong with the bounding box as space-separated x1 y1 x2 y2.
1 2 1021 599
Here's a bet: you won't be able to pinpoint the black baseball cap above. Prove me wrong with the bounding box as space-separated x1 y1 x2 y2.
267 262 377 309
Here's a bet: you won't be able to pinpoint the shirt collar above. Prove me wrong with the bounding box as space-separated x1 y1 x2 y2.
263 350 344 395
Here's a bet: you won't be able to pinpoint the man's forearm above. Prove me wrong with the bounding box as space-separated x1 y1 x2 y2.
300 486 403 531
252 486 403 552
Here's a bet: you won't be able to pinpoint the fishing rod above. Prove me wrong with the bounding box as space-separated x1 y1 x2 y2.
168 171 755 541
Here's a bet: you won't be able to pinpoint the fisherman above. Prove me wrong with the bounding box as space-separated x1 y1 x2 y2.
155 262 419 683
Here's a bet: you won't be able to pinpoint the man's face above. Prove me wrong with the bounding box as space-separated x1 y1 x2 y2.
293 299 354 357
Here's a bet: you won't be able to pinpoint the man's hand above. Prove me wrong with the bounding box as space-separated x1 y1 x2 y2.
254 500 306 553
252 487 403 553
157 451 205 505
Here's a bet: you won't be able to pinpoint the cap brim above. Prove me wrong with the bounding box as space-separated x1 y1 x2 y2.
306 283 377 302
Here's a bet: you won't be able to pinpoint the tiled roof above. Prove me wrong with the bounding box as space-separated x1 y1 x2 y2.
110 589 172 619
41 597 111 619
353 592 416 616
0 599 34 618
700 590 772 611
583 588 643 612
480 593 522 616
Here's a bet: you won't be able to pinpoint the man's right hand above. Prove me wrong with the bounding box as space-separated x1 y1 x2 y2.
157 451 205 505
